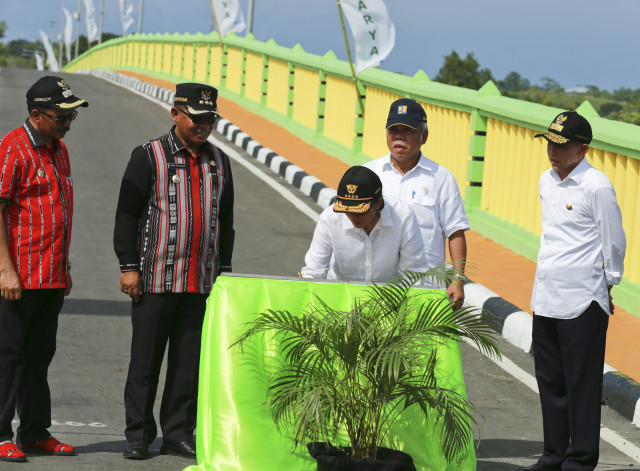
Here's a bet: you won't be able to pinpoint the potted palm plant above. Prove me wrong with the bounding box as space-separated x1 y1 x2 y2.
230 269 501 470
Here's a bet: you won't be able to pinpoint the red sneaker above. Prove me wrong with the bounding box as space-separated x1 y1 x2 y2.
0 441 27 462
18 436 75 456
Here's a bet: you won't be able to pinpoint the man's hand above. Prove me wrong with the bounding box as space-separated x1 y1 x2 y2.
447 278 465 309
608 285 615 315
64 273 73 296
0 267 23 300
120 271 142 302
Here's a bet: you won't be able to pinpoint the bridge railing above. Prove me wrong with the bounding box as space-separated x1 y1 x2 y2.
63 32 640 316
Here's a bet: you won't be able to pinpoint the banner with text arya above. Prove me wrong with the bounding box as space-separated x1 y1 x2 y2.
340 0 395 75
211 0 246 37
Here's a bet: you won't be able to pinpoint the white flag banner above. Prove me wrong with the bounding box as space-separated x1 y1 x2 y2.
82 0 99 42
340 0 395 75
35 52 45 71
118 0 135 35
211 0 246 36
39 30 60 72
63 7 74 62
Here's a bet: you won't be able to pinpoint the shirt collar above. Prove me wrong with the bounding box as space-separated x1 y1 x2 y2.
551 157 591 185
23 119 59 151
382 152 436 175
169 125 214 157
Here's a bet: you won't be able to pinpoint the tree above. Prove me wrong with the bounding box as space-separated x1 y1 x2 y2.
434 50 494 90
8 39 41 58
540 76 563 92
0 21 7 40
497 71 530 93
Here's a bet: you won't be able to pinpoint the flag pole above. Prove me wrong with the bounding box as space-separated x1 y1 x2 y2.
59 0 65 66
336 0 365 119
74 0 80 58
138 0 145 33
208 0 224 46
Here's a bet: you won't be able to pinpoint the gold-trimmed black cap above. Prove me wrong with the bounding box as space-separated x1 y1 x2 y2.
26 76 88 110
386 98 427 129
534 111 592 145
174 82 219 116
333 166 383 214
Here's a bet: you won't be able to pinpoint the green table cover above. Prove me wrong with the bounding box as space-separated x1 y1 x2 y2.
184 276 476 471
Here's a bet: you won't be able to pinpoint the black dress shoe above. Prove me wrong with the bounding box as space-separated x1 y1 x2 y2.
159 438 196 459
517 461 562 471
123 440 149 460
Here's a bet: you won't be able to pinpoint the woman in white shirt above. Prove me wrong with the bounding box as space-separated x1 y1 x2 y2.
301 166 429 283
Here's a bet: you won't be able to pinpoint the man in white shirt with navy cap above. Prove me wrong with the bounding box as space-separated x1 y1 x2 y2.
519 111 626 471
365 98 469 307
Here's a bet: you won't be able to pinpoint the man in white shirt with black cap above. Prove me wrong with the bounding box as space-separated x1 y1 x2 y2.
519 111 626 471
365 99 469 306
301 166 428 283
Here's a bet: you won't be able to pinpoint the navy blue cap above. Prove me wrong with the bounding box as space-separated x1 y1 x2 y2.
386 98 427 129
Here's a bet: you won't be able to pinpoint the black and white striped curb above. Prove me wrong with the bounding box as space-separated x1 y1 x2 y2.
465 282 640 427
82 68 640 428
81 69 337 209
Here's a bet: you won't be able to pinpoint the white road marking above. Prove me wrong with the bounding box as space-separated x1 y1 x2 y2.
208 134 320 223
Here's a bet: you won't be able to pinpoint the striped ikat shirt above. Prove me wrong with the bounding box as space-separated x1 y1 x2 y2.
0 120 73 289
114 127 234 294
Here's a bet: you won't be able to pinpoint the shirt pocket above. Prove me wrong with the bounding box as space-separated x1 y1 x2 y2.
410 192 437 231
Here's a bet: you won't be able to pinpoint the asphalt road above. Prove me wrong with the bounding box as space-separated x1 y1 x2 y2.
0 68 638 470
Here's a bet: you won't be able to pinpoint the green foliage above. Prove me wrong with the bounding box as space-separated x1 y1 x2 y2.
497 72 530 93
433 50 640 127
0 21 7 40
230 268 501 465
435 50 494 90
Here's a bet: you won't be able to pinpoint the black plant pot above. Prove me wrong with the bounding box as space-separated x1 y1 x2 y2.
307 442 417 471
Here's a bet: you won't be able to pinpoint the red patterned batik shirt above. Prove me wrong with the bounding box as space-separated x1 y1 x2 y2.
0 120 73 289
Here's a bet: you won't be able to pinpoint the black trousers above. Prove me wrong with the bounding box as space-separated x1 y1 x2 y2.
124 292 208 444
0 289 65 443
532 301 609 471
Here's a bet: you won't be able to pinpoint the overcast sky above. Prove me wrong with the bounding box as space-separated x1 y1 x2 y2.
3 0 639 92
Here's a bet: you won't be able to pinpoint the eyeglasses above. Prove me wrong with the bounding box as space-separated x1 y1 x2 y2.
175 107 218 126
39 109 78 124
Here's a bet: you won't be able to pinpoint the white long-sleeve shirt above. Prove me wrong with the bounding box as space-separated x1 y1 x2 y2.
531 157 626 318
301 196 429 283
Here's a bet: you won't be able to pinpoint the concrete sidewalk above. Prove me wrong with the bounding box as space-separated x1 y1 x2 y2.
97 69 640 428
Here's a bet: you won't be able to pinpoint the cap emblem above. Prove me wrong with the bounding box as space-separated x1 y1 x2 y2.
57 80 69 90
397 105 407 115
346 184 358 197
199 89 214 106
550 114 567 133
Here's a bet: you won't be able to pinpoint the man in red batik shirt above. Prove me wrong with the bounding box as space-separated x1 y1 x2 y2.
0 76 88 463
